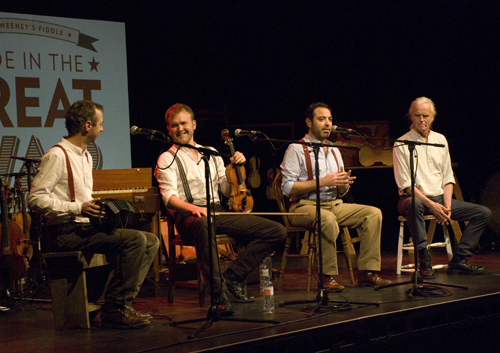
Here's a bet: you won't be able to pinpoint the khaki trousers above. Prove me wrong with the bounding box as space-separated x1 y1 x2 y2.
289 199 382 275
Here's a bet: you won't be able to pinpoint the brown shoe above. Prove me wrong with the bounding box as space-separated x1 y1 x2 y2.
358 271 391 287
101 306 151 329
323 276 345 291
125 305 153 320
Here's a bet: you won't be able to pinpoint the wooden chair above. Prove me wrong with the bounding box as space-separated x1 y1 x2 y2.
43 251 110 330
163 212 237 306
271 171 360 290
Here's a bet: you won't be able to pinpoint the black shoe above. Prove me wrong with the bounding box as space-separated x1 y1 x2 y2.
222 270 255 303
217 292 234 317
447 259 487 275
419 248 435 279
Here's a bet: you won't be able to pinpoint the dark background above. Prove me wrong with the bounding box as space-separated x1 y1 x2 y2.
4 1 500 250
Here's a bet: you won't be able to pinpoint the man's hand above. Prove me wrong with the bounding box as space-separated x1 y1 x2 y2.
82 198 101 218
190 205 208 218
231 151 246 165
428 201 452 225
321 167 356 188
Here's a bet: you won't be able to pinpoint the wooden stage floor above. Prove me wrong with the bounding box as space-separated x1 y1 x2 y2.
2 249 500 353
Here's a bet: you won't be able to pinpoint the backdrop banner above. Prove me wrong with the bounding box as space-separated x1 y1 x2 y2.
0 11 131 187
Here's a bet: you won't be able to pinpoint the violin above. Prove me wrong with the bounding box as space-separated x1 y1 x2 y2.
247 155 261 188
0 179 23 283
221 129 254 213
11 178 33 279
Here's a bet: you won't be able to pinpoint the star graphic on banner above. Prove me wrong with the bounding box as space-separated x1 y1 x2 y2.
89 57 100 72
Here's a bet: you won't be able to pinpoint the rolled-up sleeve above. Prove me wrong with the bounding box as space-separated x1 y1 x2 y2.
155 151 180 207
441 139 456 188
393 141 411 194
280 145 302 197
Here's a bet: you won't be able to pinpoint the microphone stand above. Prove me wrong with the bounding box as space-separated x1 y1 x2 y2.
132 131 278 339
251 136 380 315
374 138 467 296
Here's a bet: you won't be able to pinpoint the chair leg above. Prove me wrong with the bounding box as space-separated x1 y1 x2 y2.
307 232 316 291
197 259 206 307
397 221 404 275
278 235 292 288
167 244 176 304
341 227 355 284
450 220 463 244
426 218 438 245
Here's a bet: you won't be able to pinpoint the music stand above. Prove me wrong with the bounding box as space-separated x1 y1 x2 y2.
133 131 278 339
374 139 468 296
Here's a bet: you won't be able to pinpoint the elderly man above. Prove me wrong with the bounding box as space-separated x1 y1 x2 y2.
393 96 491 278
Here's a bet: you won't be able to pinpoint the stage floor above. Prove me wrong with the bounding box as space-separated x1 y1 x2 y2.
1 250 500 353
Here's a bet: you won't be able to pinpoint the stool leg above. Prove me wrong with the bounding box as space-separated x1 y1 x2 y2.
50 273 90 329
442 225 453 261
397 221 404 275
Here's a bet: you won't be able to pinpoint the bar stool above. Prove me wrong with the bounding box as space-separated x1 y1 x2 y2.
397 215 456 274
43 251 110 329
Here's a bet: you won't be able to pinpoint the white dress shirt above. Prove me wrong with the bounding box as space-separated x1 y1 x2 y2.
393 129 455 197
280 134 347 202
155 144 230 207
28 138 93 225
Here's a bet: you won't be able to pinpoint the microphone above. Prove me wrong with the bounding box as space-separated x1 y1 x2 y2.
11 155 41 163
234 129 261 137
130 126 161 136
331 125 356 134
130 126 170 142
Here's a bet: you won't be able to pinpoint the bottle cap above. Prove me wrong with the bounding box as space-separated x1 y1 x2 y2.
265 275 270 280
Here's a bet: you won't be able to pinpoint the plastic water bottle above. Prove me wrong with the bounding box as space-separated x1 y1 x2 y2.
259 259 269 291
263 275 275 313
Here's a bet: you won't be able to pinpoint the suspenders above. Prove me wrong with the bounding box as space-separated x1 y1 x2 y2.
299 138 341 181
168 148 219 205
53 144 84 220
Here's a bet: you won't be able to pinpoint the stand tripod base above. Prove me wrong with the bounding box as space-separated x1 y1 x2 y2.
171 305 279 340
279 287 380 317
374 270 469 297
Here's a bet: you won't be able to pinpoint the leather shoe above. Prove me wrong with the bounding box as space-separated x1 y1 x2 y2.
323 276 344 291
358 271 391 287
222 270 255 303
125 305 153 320
217 292 234 317
419 248 435 279
101 306 151 329
448 259 487 275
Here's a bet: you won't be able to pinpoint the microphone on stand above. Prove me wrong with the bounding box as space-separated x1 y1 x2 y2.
331 125 356 134
130 126 171 142
11 155 41 164
234 129 262 137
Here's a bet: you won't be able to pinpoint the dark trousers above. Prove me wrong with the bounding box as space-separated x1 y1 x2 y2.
398 196 491 256
47 223 159 307
175 204 286 293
